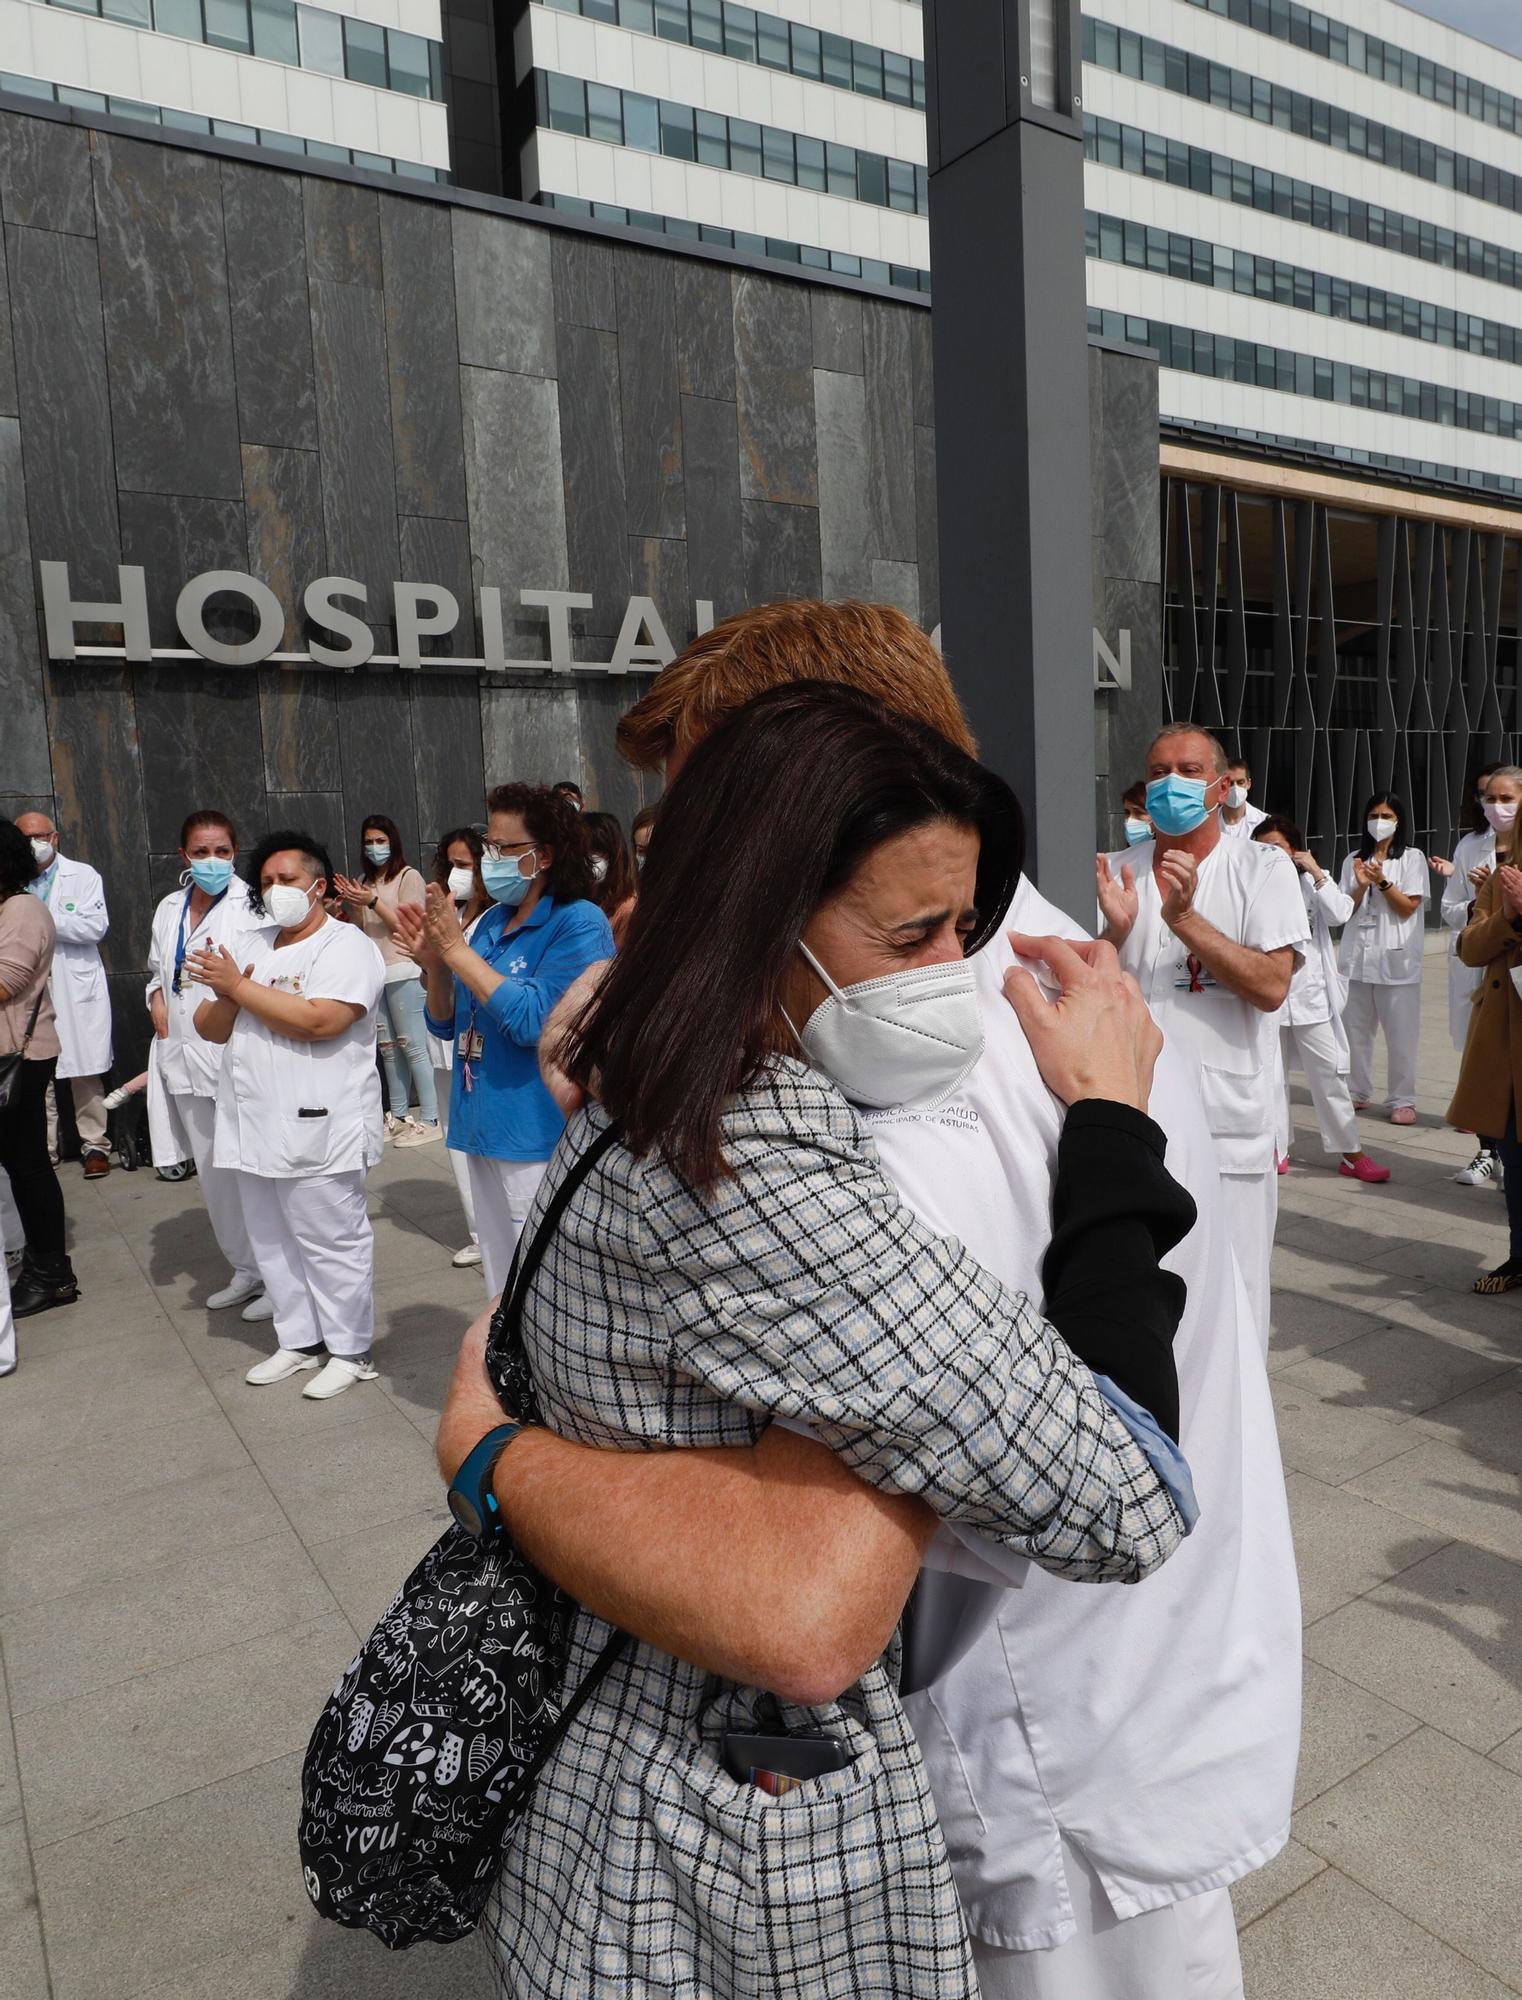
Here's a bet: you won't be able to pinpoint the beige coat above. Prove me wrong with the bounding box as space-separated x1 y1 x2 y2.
1449 866 1522 1137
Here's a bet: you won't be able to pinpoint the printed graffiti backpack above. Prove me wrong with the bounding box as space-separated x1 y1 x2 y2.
298 1125 629 1948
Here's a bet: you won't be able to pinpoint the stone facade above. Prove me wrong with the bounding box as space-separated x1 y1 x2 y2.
0 103 1162 1073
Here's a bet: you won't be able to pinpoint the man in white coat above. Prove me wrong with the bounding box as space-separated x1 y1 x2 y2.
1219 755 1267 840
17 811 113 1179
1098 725 1309 1354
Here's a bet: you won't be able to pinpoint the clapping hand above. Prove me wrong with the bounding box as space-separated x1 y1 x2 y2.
1499 864 1522 920
1353 857 1385 891
184 943 251 1001
333 872 375 910
1095 854 1139 947
422 882 467 960
1158 848 1199 928
1470 863 1494 891
393 898 435 969
1429 854 1455 878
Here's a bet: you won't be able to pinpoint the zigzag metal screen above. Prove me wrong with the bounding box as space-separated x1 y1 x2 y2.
1161 475 1521 882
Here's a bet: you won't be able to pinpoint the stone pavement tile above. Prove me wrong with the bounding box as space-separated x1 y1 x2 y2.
0 1819 49 2000
1266 1296 1389 1375
16 1612 355 1847
123 1924 496 2000
1490 1728 1522 1777
1374 1235 1510 1288
1 1529 337 1718
1415 1369 1522 1474
1 1326 218 1461
372 1170 469 1224
1271 1377 1421 1485
1294 1658 1422 1808
1276 1324 1515 1422
11 1283 175 1361
377 1307 477 1435
1237 1865 1513 2000
307 1505 450 1634
1304 1542 1522 1755
206 1354 383 1447
0 1650 19 1830
0 1465 287 1614
252 1403 448 1548
1371 1286 1522 1370
1294 1727 1522 1990
1347 1440 1522 1566
0 1408 244 1535
1229 1836 1326 1932
1285 1472 1448 1625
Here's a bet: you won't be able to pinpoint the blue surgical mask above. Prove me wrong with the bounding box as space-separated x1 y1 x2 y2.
188 857 234 895
481 852 536 907
1145 774 1213 836
364 843 391 866
1123 820 1152 847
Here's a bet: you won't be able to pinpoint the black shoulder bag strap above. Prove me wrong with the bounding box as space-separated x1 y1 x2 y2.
488 1119 633 1819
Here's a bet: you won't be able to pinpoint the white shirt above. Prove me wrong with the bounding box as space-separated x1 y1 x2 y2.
1105 834 1308 1176
146 879 274 1098
1219 800 1267 839
1337 847 1429 986
1283 870 1353 1034
29 854 112 1077
212 918 385 1178
865 887 1300 1949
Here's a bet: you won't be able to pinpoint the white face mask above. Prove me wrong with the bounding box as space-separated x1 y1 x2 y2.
1484 800 1519 832
364 843 391 867
589 855 609 884
265 880 317 929
446 864 477 902
1367 816 1398 843
1226 784 1248 809
30 837 56 868
794 941 985 1111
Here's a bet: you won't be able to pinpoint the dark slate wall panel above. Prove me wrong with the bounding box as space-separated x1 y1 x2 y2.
742 499 822 606
44 662 153 980
915 423 940 636
862 303 916 564
335 674 418 867
629 535 691 650
92 135 242 501
460 365 569 653
576 680 648 823
815 368 872 601
0 114 94 235
481 684 582 789
552 232 616 333
454 209 556 376
0 223 16 418
222 162 317 451
0 417 49 796
132 662 270 854
244 442 339 796
733 274 817 508
310 278 399 640
674 263 735 403
118 490 247 648
8 223 120 600
616 253 684 541
266 791 347 878
304 178 381 288
682 392 744 620
381 197 467 523
399 512 474 656
811 290 863 376
400 513 485 845
558 324 628 640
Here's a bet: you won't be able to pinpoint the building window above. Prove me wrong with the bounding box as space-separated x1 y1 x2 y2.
343 17 388 89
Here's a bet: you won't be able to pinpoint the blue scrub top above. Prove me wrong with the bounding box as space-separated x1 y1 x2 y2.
424 892 614 1163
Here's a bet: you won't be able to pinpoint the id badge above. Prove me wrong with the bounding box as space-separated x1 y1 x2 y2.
458 1028 484 1064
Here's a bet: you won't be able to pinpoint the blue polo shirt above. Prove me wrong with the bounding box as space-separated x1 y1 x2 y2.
424 893 614 1163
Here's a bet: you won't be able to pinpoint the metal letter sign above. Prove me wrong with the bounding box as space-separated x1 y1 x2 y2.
38 562 718 677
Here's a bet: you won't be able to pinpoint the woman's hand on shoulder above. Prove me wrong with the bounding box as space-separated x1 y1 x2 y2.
1001 933 1162 1113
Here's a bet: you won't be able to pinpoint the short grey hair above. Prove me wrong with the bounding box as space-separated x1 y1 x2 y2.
1147 724 1228 777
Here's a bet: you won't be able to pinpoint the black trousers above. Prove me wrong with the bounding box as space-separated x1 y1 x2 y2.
0 1055 67 1263
1498 1107 1522 1266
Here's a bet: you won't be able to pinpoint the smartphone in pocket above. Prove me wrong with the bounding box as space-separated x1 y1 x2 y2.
721 1731 850 1796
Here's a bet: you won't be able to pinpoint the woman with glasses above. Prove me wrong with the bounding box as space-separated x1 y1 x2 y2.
401 784 614 1297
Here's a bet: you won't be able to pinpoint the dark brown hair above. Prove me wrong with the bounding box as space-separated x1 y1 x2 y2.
179 810 237 851
359 813 407 884
582 811 636 914
1253 812 1306 853
1121 781 1147 813
567 681 1023 1188
485 783 595 904
432 826 486 911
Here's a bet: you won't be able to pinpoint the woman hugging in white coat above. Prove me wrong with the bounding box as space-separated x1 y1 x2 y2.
1338 792 1429 1126
1254 814 1389 1184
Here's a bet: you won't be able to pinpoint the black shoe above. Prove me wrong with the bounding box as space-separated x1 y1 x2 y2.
10 1256 80 1319
1474 1257 1522 1296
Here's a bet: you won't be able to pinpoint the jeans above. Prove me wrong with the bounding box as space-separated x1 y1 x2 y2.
1498 1108 1522 1265
377 976 438 1124
0 1055 67 1262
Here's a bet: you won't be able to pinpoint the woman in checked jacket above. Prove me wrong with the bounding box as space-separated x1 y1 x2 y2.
436 684 1201 1999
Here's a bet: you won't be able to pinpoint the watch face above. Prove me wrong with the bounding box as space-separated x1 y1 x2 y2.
448 1489 483 1538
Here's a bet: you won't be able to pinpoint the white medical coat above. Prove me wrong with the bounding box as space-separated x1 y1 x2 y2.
1442 830 1494 1046
211 919 385 1179
870 877 1299 1948
29 855 111 1078
1219 801 1267 839
1104 836 1308 1177
1336 848 1429 986
146 878 274 1098
1283 872 1353 1066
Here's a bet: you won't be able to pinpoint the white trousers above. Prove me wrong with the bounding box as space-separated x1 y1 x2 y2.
1221 1169 1276 1359
433 1061 477 1244
174 1094 260 1285
237 1169 374 1358
971 1842 1243 2000
1344 979 1422 1111
466 1154 551 1299
1281 1020 1361 1157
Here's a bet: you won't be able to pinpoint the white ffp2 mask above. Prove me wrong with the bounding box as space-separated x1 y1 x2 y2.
265 881 316 928
795 942 985 1110
1226 784 1248 809
446 865 476 901
1366 817 1398 843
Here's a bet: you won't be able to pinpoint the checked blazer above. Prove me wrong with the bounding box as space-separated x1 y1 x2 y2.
483 1062 1188 1999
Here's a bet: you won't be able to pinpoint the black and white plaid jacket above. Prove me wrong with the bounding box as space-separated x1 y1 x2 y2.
484 1063 1188 1998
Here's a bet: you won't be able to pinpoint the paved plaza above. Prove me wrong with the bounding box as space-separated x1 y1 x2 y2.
3 935 1522 1998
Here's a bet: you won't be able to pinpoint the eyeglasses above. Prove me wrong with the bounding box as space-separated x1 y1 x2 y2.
482 841 536 863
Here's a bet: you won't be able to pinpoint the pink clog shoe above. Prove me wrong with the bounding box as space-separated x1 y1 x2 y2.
1390 1106 1417 1126
1340 1154 1391 1183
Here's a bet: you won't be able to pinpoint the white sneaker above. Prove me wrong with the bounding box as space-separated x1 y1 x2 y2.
383 1113 403 1141
451 1241 483 1268
207 1275 264 1310
245 1347 321 1385
1455 1150 1499 1187
241 1294 276 1323
394 1118 442 1149
302 1354 379 1400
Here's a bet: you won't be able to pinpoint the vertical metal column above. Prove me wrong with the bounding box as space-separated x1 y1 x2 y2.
924 0 1094 920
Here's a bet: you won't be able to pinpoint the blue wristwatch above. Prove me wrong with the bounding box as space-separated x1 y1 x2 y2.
447 1423 521 1539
